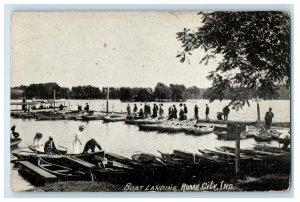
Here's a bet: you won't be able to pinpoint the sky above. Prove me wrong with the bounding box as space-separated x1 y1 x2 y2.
11 12 219 89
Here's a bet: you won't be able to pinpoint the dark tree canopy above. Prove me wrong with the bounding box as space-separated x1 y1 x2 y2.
177 11 290 108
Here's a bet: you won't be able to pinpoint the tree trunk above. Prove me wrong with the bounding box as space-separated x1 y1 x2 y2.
257 102 260 122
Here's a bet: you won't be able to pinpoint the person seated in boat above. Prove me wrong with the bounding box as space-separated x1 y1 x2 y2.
44 136 59 154
78 105 83 111
84 103 90 112
39 104 44 109
279 130 290 151
59 103 64 110
33 132 43 146
11 125 20 139
217 112 223 120
82 138 102 153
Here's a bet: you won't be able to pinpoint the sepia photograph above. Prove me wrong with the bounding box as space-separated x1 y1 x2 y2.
9 11 291 192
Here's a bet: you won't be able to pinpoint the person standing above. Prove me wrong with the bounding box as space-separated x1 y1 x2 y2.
205 104 210 122
127 104 131 115
265 108 274 130
152 104 158 118
144 103 148 117
194 105 199 121
159 104 164 118
133 104 138 114
223 105 230 121
73 125 85 154
173 105 178 119
184 104 188 114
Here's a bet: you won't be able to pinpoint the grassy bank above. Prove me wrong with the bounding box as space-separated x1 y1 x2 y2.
28 173 290 192
28 181 124 192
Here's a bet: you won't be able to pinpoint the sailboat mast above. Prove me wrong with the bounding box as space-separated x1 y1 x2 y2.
54 90 56 110
106 87 109 115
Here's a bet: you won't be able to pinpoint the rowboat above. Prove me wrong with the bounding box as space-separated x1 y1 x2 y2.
82 114 106 121
185 124 214 135
12 150 105 165
28 145 68 154
131 153 166 166
254 133 272 142
138 124 163 131
103 116 126 123
37 157 86 180
11 138 22 148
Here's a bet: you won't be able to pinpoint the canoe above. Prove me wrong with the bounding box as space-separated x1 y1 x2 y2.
29 145 68 155
11 138 22 148
37 157 86 180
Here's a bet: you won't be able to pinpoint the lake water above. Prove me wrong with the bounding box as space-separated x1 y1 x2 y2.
10 99 290 191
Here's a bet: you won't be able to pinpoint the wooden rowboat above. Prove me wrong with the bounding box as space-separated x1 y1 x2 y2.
12 150 105 165
11 138 22 148
37 157 86 180
103 116 126 123
29 145 68 155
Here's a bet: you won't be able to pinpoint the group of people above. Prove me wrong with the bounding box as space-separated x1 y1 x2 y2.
78 103 90 112
34 125 102 154
127 103 165 119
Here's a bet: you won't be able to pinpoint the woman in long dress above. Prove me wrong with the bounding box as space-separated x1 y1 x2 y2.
73 125 85 154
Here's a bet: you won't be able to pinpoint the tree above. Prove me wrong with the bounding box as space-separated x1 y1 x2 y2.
120 87 134 102
137 88 153 102
170 84 187 102
187 86 201 99
177 11 290 114
153 82 172 101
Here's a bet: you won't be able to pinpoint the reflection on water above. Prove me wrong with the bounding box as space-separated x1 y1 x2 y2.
10 99 289 191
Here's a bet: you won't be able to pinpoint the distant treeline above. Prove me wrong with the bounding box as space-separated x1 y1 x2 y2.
11 82 290 101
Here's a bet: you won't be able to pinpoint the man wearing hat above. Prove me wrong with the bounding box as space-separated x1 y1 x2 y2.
73 125 85 154
44 136 58 154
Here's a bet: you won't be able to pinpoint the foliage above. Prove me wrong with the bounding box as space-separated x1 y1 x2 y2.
177 11 290 108
170 84 187 102
154 82 172 101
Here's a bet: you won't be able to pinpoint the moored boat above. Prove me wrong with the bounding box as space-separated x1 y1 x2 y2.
29 145 68 154
11 138 22 148
103 115 126 123
37 157 87 180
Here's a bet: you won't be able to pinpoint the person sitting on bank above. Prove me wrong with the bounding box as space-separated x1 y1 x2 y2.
44 136 58 154
82 138 102 153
